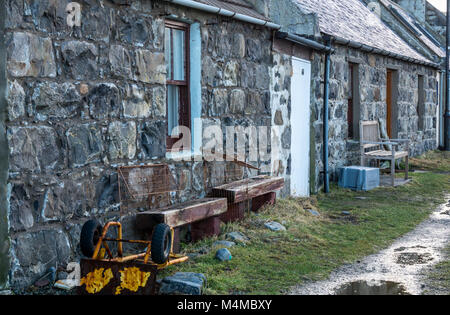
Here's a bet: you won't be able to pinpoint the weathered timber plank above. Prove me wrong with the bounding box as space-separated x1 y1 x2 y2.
212 176 284 203
136 198 227 229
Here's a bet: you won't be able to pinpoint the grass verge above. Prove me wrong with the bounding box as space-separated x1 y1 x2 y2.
160 172 449 295
422 244 450 295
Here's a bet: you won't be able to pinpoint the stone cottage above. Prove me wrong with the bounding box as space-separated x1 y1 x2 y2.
0 0 444 292
0 0 296 290
253 0 442 191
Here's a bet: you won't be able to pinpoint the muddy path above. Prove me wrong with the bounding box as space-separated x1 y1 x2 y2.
289 196 450 295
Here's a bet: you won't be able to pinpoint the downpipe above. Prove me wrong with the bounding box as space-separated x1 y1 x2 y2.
445 0 450 151
323 45 332 193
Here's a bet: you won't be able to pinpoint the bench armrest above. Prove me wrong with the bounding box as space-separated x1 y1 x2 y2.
380 138 409 143
361 141 399 146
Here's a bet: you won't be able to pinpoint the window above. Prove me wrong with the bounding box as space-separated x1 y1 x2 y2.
165 20 190 151
418 75 425 131
347 63 360 139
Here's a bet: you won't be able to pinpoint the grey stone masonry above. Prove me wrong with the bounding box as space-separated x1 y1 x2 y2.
3 0 275 290
311 45 439 192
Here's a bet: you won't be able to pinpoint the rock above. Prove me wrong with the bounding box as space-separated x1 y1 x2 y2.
246 38 262 62
8 184 35 231
232 33 246 58
159 272 206 295
11 229 71 289
211 89 228 116
109 45 133 79
117 12 151 47
123 84 151 118
82 5 114 42
223 61 239 87
229 89 245 114
226 232 249 243
88 83 121 120
60 40 98 80
140 121 166 159
108 121 137 160
6 80 26 121
135 50 165 84
274 110 284 126
215 248 232 261
152 86 166 117
7 32 56 78
264 222 286 232
31 82 81 120
7 126 61 173
67 123 103 168
39 180 88 221
213 241 236 248
307 209 320 217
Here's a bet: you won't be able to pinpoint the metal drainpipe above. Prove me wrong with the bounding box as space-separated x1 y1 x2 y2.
323 41 332 193
445 0 450 151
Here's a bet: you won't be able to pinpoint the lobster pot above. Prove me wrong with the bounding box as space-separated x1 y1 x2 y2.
338 166 380 191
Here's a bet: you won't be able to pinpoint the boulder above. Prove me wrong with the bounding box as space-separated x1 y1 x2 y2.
264 222 286 232
159 272 206 295
215 248 232 262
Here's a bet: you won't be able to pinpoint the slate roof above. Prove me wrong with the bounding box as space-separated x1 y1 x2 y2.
381 0 445 58
194 0 270 21
295 0 434 64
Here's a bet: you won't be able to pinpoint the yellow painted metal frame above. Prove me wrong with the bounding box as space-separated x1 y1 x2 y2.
91 222 188 270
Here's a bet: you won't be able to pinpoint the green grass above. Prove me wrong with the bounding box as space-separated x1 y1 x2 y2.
160 153 450 295
410 150 450 173
423 245 450 295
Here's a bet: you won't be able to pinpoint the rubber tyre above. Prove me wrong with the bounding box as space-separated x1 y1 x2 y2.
80 220 103 258
151 224 172 264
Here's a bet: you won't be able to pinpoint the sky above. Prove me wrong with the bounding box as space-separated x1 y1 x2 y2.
428 0 446 13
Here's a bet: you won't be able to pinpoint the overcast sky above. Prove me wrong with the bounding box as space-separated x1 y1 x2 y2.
428 0 446 13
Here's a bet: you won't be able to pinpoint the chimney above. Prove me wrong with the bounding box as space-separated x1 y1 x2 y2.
392 0 426 22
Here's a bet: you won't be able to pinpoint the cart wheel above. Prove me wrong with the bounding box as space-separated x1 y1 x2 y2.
151 224 172 264
80 220 103 258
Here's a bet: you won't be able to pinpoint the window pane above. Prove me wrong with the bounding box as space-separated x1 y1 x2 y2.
165 27 172 80
173 29 185 81
167 85 180 136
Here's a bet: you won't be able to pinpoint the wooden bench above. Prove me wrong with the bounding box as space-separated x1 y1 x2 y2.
136 198 227 252
212 176 284 222
360 121 409 186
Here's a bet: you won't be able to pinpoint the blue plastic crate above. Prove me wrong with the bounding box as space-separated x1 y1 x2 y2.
338 166 380 191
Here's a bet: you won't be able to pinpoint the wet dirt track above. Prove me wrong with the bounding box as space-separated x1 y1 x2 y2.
289 196 450 295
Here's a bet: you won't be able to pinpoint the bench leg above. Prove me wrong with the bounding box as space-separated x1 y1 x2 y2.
191 216 221 242
405 156 409 180
252 192 276 213
391 158 395 187
220 202 246 223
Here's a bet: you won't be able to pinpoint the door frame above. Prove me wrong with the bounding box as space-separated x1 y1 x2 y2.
290 57 311 197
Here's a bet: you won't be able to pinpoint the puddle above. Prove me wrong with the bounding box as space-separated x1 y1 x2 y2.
396 252 433 265
335 280 410 295
289 196 450 295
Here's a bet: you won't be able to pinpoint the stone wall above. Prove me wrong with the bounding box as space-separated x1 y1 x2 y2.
3 0 275 290
311 45 439 191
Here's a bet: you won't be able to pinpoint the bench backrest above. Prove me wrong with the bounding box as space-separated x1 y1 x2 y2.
360 121 380 150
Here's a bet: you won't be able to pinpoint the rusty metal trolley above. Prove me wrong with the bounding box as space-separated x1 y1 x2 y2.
78 164 188 295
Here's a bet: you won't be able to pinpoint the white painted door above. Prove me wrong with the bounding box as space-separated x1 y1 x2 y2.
291 58 311 197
